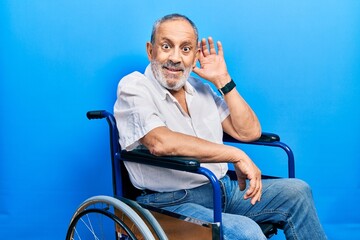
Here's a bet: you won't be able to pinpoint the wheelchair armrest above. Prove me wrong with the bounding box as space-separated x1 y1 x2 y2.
258 132 280 142
223 132 295 178
120 149 200 172
120 149 223 225
223 132 280 143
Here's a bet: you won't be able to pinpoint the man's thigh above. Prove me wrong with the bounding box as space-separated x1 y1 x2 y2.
223 176 310 223
164 203 266 240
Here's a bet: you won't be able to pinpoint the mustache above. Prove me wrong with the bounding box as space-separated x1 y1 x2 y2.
162 61 184 71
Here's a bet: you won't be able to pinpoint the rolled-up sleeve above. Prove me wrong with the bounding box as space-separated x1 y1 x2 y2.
114 73 165 151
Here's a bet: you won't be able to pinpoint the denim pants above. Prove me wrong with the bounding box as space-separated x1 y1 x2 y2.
136 175 327 240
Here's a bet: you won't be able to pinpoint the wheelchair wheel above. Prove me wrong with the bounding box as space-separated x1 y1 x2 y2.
66 195 157 240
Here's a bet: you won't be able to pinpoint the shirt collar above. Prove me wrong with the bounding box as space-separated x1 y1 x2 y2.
144 64 195 100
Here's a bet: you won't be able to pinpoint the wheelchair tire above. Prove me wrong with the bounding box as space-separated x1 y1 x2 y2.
118 196 168 240
66 195 157 240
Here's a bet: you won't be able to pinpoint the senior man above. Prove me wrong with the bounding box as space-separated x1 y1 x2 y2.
114 13 327 240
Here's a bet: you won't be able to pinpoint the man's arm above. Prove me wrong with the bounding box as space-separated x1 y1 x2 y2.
140 126 262 205
193 37 261 142
139 37 262 204
221 88 261 142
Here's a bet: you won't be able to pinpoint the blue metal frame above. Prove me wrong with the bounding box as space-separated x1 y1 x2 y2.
87 110 123 197
87 110 296 240
238 140 295 178
196 167 223 238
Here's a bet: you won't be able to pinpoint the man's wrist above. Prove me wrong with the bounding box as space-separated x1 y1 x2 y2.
218 79 236 96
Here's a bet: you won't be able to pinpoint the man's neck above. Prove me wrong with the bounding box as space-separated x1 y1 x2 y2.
169 88 190 116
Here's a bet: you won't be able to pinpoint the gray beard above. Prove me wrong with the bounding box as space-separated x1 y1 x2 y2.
151 60 191 91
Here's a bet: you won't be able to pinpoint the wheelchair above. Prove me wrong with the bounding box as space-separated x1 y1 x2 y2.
66 110 295 240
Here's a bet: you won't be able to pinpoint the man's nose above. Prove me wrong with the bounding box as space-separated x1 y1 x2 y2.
169 48 181 63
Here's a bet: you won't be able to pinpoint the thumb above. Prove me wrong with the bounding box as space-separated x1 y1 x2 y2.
192 65 201 76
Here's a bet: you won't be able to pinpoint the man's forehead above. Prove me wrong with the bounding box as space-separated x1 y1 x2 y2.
156 19 197 44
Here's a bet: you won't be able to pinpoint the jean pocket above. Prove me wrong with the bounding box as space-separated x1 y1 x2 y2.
137 189 188 208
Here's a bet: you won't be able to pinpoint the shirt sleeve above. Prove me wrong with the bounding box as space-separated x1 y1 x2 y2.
113 74 166 151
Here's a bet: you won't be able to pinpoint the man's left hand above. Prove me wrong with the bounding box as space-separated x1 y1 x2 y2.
192 37 231 88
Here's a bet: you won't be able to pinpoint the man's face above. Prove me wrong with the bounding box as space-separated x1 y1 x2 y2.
147 19 199 91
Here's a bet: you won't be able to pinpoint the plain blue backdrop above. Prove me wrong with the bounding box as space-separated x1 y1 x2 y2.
1 1 359 239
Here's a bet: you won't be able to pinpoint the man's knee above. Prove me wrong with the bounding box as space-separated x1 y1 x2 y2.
288 179 313 200
273 179 315 213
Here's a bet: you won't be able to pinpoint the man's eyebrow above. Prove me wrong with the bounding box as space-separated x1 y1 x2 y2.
181 40 195 45
159 37 195 46
159 37 173 43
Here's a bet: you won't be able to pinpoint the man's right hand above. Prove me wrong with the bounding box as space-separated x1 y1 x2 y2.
233 150 262 205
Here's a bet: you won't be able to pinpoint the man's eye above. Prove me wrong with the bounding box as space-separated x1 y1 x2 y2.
183 46 191 52
162 44 170 49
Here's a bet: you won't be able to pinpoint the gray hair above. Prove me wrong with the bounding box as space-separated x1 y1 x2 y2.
150 14 199 44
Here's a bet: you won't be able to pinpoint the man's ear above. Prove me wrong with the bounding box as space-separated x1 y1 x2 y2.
146 42 153 61
193 47 200 68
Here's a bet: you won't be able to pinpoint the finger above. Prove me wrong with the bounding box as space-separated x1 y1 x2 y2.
192 65 203 77
248 178 262 205
245 177 258 200
250 179 262 205
201 38 209 57
256 172 262 202
217 41 224 57
208 37 216 55
258 180 262 202
244 178 262 204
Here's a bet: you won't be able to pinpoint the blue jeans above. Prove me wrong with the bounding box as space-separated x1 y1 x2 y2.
136 175 327 240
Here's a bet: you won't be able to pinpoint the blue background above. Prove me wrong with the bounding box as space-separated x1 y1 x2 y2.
1 1 359 239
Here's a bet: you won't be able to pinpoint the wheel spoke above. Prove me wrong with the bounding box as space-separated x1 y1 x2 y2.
66 196 158 240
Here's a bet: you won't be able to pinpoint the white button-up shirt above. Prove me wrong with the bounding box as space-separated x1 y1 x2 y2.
114 65 229 192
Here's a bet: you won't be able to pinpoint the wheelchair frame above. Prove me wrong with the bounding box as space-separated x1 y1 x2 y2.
66 110 295 240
